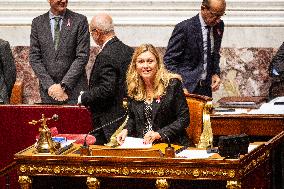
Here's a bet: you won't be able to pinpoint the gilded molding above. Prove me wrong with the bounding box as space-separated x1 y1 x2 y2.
156 179 169 189
18 176 32 189
226 180 242 189
18 150 269 178
19 164 236 179
242 150 270 175
86 177 100 189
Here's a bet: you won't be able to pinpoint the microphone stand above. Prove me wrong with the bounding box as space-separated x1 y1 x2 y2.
80 112 127 156
162 133 175 158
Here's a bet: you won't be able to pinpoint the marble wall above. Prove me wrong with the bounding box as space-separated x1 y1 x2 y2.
12 46 276 104
3 0 283 103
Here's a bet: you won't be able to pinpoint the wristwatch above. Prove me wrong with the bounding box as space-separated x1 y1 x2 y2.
60 82 68 91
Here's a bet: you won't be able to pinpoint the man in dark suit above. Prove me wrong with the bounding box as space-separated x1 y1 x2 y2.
269 42 284 99
29 0 90 104
0 39 16 104
79 13 134 145
164 0 226 97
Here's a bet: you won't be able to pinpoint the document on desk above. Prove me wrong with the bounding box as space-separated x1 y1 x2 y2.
118 137 152 149
248 144 259 153
249 96 284 114
176 149 216 159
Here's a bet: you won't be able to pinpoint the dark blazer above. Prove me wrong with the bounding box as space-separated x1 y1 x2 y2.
270 42 284 75
269 42 284 99
29 9 90 104
81 37 133 140
126 78 190 146
164 14 224 93
0 39 16 103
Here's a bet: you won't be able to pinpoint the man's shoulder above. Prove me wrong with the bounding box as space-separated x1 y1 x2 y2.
176 14 198 27
0 38 7 45
106 38 133 56
66 9 87 20
32 12 49 22
115 40 134 54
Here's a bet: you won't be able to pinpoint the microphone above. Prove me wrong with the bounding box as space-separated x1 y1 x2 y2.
80 111 127 156
161 132 175 158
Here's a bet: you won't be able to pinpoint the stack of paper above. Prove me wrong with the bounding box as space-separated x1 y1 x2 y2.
249 96 284 114
118 137 152 149
176 149 215 159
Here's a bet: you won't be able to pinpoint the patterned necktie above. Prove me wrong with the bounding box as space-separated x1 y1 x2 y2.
54 17 61 50
206 26 212 65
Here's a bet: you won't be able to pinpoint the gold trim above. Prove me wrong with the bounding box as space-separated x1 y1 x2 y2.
197 101 213 148
18 176 32 189
86 177 100 189
156 179 169 189
226 180 241 189
242 150 270 174
18 164 236 179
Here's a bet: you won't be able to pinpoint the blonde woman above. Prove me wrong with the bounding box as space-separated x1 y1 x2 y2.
117 44 190 146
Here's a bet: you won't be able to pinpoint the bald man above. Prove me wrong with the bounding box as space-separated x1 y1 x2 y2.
164 0 226 97
79 13 133 145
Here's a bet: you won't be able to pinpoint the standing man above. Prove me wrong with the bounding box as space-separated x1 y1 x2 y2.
164 0 226 97
29 0 90 104
79 13 133 145
0 39 16 104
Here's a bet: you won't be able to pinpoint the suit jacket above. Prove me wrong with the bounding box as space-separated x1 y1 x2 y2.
270 42 284 75
0 39 16 103
126 78 190 146
164 14 224 93
269 42 284 99
81 37 133 140
29 9 90 104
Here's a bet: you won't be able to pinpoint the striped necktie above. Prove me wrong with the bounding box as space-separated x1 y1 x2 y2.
54 17 61 50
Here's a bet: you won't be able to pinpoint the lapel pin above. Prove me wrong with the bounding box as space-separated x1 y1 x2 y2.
217 28 222 36
67 19 71 27
156 96 161 103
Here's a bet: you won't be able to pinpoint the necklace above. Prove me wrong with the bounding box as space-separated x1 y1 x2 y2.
146 86 153 102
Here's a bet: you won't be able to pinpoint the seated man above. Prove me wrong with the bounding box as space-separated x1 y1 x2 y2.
269 42 284 99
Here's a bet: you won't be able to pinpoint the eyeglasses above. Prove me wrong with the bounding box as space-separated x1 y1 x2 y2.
208 9 226 18
90 28 97 34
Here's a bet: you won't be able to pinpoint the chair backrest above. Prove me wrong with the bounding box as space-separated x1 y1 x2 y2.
10 80 23 104
185 94 213 146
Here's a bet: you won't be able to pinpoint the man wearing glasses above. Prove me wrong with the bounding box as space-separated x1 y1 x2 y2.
164 0 226 97
78 13 133 145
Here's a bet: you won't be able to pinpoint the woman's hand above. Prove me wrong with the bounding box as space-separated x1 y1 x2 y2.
143 131 161 144
116 129 128 145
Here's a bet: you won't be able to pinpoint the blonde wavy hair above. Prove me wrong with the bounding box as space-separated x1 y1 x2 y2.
126 44 182 101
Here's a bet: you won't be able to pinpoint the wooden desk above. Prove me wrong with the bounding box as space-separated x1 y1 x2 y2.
14 131 284 189
211 113 284 136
